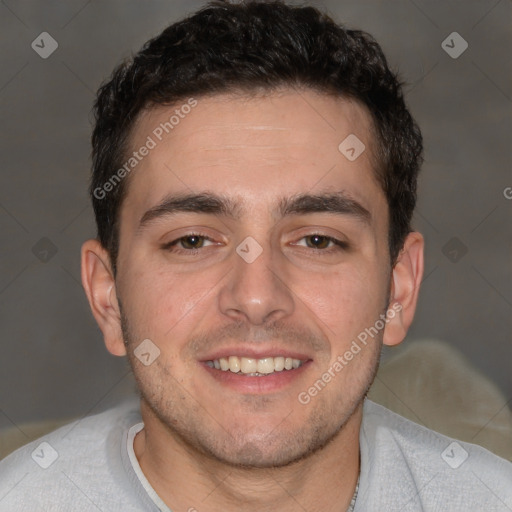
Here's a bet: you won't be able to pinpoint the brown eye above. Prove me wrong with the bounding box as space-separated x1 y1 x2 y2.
304 235 332 249
163 233 216 253
292 234 348 253
180 235 206 249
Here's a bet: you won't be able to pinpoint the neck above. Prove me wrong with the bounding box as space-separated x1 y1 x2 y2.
133 400 362 512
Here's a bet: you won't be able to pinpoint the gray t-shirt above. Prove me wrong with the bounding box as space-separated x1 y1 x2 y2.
1 398 511 511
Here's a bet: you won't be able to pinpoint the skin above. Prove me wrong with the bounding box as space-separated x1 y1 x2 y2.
81 89 424 512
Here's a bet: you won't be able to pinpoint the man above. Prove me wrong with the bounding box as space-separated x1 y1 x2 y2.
1 1 511 510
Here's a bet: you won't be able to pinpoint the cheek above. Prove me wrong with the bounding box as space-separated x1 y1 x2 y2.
119 259 222 342
297 264 386 339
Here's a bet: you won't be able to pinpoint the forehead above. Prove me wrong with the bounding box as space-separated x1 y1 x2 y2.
121 89 385 224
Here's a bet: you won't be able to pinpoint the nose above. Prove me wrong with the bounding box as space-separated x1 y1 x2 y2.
218 239 295 325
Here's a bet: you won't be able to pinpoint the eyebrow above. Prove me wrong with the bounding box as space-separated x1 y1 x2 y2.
138 191 371 231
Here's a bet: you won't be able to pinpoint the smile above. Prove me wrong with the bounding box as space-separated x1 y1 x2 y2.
206 356 305 375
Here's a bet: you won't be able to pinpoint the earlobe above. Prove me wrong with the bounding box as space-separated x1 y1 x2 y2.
81 239 127 357
383 232 424 347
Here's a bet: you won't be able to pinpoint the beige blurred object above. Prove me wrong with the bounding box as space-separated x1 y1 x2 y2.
1 339 511 461
368 339 512 461
0 418 77 461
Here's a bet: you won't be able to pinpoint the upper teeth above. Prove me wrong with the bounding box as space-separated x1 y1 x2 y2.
207 356 303 374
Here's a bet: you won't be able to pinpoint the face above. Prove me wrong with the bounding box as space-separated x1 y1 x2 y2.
109 90 394 467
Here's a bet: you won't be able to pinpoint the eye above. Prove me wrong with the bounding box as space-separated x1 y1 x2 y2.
294 234 348 251
163 234 216 252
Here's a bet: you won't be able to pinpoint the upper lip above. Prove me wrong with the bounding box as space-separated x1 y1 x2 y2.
198 346 312 362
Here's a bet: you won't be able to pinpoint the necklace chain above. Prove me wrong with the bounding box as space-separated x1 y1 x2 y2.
346 474 360 512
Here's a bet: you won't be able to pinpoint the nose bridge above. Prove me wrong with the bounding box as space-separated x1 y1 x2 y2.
218 236 295 325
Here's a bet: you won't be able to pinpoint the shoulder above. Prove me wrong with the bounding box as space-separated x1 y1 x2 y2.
0 399 143 512
356 399 512 511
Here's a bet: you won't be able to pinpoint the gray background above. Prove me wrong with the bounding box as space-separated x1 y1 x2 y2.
0 0 510 431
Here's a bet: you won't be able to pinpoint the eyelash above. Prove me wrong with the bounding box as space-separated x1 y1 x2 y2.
162 233 348 255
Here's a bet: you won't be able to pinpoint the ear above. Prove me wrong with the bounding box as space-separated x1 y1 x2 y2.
383 232 424 347
81 239 126 356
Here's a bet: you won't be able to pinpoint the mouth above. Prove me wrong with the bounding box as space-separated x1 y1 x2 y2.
199 348 312 393
205 355 305 376
201 351 313 395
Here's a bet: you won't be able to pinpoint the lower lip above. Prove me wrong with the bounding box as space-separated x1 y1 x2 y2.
201 361 312 393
